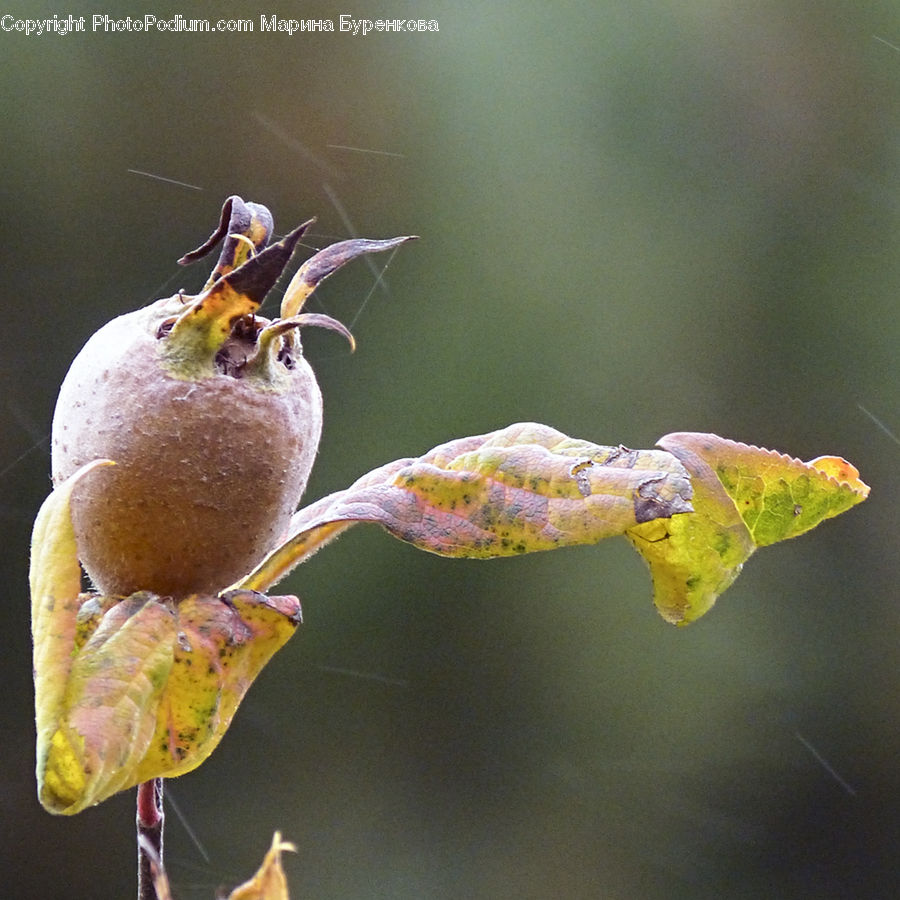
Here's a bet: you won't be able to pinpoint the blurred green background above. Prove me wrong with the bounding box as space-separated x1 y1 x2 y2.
2 1 898 897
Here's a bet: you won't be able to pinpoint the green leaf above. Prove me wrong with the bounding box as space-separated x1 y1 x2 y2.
660 432 870 545
237 422 694 592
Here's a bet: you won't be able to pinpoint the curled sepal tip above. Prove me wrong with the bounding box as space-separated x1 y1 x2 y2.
249 313 356 372
281 234 418 318
177 194 275 289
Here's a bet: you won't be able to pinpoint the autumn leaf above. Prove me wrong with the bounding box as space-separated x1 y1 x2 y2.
660 432 869 545
627 433 870 624
31 423 867 815
30 459 114 809
240 423 868 627
237 422 695 592
31 465 302 815
226 832 296 900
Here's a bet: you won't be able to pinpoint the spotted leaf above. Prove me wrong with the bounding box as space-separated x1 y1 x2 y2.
238 422 694 592
627 433 870 625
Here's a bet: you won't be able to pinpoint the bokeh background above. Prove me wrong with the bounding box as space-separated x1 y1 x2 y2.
2 1 898 897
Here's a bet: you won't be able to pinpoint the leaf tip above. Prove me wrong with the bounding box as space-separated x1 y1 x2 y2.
807 455 870 499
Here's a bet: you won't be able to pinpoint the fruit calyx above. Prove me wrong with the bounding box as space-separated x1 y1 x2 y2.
159 195 415 381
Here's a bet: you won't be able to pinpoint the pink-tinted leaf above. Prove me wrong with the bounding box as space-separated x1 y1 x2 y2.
238 422 693 592
37 588 302 816
241 425 867 628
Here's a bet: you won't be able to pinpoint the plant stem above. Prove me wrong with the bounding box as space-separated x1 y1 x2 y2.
136 778 164 900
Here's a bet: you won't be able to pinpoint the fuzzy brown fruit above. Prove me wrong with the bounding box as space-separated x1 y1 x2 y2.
51 197 413 597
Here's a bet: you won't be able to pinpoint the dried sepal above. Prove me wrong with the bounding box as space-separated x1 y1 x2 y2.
281 234 417 318
177 195 276 288
148 831 296 900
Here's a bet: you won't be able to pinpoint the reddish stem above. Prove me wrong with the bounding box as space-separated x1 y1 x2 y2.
136 778 164 900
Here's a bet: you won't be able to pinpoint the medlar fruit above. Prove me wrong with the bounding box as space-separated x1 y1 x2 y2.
51 197 413 597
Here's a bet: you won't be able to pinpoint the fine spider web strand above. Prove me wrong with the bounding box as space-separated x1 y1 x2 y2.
0 434 50 480
794 730 858 797
873 35 900 54
281 247 405 360
345 242 407 332
325 144 407 159
126 169 204 192
322 181 393 301
314 663 410 688
252 231 348 319
0 395 51 483
251 111 343 180
164 785 211 865
6 393 48 447
857 402 900 446
142 266 199 307
258 225 405 341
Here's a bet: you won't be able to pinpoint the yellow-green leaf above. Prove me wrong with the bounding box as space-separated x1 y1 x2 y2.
660 432 870 546
627 433 870 625
31 465 302 814
241 424 867 628
132 590 301 786
37 589 301 815
30 459 113 806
